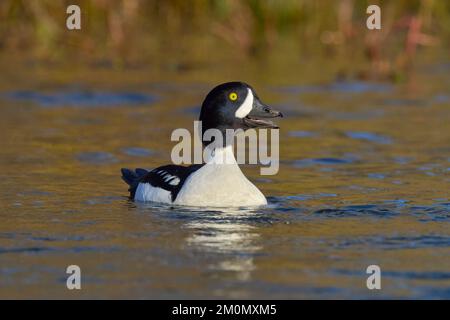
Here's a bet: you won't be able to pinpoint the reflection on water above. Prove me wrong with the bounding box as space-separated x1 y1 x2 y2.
0 58 449 299
184 208 262 281
137 204 264 282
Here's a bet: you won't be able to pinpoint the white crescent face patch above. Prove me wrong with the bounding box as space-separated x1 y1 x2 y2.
234 88 253 119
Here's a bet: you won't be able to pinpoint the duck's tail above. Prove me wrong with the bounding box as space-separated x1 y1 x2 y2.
120 168 149 198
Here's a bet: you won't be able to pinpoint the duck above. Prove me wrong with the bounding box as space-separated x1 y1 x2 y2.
121 81 283 207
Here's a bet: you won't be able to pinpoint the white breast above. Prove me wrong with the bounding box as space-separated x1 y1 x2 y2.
174 146 267 207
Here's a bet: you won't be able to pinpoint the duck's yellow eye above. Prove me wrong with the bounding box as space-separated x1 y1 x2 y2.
229 92 238 101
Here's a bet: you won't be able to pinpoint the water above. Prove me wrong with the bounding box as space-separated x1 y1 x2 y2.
0 59 449 299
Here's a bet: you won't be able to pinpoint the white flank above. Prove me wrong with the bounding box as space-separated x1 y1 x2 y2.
134 183 172 203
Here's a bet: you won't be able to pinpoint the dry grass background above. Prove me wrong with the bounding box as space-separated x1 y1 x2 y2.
0 0 449 80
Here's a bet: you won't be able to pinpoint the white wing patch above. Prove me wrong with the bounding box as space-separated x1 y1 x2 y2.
169 177 180 185
235 88 253 118
155 171 180 185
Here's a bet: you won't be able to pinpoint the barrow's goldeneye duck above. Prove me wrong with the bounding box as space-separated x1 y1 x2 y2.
121 81 283 207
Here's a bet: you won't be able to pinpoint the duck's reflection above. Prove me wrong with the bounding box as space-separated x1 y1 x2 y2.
183 207 263 281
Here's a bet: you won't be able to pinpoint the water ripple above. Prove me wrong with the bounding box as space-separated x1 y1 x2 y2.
4 90 156 108
345 131 393 144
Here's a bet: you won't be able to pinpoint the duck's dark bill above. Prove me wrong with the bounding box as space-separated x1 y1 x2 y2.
243 97 283 129
243 116 279 129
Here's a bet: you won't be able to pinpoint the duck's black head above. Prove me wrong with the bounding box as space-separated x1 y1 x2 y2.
199 82 282 143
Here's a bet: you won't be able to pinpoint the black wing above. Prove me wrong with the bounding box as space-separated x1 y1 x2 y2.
121 164 204 201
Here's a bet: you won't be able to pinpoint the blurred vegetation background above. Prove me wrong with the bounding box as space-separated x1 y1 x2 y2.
0 0 449 82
